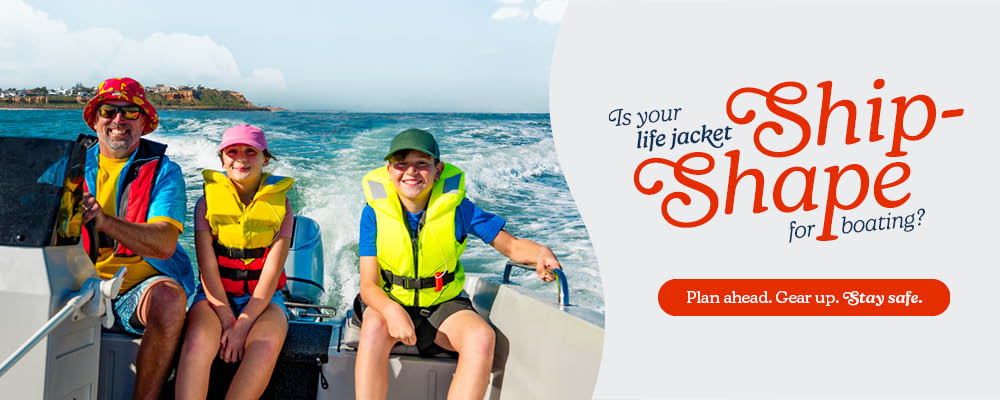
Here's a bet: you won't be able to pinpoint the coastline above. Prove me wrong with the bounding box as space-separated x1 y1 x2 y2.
0 104 279 111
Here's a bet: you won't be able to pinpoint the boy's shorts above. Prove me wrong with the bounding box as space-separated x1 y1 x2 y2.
110 275 179 335
352 293 476 357
191 285 289 318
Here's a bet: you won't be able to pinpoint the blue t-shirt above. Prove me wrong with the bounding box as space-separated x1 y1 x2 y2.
82 140 195 296
359 198 506 257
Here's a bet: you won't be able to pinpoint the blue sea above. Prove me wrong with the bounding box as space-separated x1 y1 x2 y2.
0 109 603 312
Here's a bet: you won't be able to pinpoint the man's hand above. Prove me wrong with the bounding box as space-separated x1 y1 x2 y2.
81 192 106 229
80 191 180 260
383 303 417 346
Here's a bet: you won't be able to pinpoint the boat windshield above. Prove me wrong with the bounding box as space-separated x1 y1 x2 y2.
0 136 90 247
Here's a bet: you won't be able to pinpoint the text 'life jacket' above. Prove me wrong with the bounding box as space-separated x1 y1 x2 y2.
363 163 467 307
81 138 165 258
203 169 293 296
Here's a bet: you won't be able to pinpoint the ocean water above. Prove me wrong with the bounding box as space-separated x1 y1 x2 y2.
0 109 603 312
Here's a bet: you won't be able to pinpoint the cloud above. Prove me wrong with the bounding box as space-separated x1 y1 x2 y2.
533 0 569 24
0 0 284 96
491 0 568 24
491 6 530 20
246 68 287 92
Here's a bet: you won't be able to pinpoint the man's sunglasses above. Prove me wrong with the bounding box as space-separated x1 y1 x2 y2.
97 104 143 120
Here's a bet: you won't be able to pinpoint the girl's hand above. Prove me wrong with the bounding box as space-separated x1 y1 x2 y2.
219 317 253 363
214 306 237 331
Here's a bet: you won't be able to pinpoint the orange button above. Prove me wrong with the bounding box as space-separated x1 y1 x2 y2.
658 279 949 316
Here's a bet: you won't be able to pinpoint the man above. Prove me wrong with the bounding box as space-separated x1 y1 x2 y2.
80 77 194 400
355 128 561 399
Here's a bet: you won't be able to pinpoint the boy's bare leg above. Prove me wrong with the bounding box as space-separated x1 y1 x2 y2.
175 301 223 399
133 280 187 400
355 308 397 400
435 310 496 400
225 303 288 399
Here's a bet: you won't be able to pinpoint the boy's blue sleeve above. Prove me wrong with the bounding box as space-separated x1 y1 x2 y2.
456 198 506 244
359 204 378 257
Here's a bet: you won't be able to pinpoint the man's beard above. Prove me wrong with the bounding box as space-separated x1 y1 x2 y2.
104 127 137 153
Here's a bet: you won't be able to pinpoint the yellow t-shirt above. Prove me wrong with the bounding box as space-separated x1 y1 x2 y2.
95 154 171 294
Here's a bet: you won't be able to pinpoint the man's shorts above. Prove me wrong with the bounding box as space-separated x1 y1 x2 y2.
191 286 289 318
352 293 477 357
110 275 180 335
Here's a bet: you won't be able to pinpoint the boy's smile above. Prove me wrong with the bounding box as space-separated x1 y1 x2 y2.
388 150 442 211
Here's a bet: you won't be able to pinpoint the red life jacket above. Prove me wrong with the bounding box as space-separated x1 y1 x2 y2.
81 139 165 258
213 241 287 296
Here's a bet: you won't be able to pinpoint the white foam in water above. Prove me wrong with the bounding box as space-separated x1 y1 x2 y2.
149 114 603 313
438 124 603 311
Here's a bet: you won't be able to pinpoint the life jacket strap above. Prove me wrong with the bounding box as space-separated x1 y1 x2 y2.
218 265 263 282
380 269 455 292
213 239 267 259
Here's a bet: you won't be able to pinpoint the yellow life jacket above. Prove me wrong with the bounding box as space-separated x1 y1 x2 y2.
204 170 294 252
203 170 294 295
363 163 467 307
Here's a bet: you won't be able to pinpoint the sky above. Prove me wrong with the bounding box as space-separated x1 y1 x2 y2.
0 0 567 112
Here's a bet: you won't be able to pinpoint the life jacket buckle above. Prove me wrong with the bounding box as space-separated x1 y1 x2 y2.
434 272 444 292
233 269 249 281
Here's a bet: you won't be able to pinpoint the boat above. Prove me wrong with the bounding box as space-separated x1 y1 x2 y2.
0 135 605 399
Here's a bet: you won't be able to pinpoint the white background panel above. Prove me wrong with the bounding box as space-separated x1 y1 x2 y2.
551 1 1000 397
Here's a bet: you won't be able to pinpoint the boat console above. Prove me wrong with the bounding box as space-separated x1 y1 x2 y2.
0 136 106 399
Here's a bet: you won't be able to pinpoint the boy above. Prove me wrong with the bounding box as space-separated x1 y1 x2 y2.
355 128 561 399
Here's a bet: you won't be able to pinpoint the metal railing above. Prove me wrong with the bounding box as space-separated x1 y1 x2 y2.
502 261 570 309
284 301 336 320
0 267 124 379
0 290 92 378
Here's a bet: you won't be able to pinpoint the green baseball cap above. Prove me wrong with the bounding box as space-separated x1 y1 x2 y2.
384 128 440 160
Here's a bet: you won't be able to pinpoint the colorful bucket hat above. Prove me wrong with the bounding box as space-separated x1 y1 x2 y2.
83 77 159 135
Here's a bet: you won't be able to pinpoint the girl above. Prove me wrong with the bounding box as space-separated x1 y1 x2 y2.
176 124 294 399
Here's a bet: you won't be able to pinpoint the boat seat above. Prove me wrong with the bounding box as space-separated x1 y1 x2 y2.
208 321 333 399
97 331 145 400
100 322 333 400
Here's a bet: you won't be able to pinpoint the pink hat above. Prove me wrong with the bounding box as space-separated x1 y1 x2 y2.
218 124 267 151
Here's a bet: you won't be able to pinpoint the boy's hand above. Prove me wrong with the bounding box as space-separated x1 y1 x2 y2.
490 231 562 282
384 303 417 346
536 246 561 282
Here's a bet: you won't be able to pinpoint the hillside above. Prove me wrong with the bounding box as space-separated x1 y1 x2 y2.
147 88 267 110
0 85 273 111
